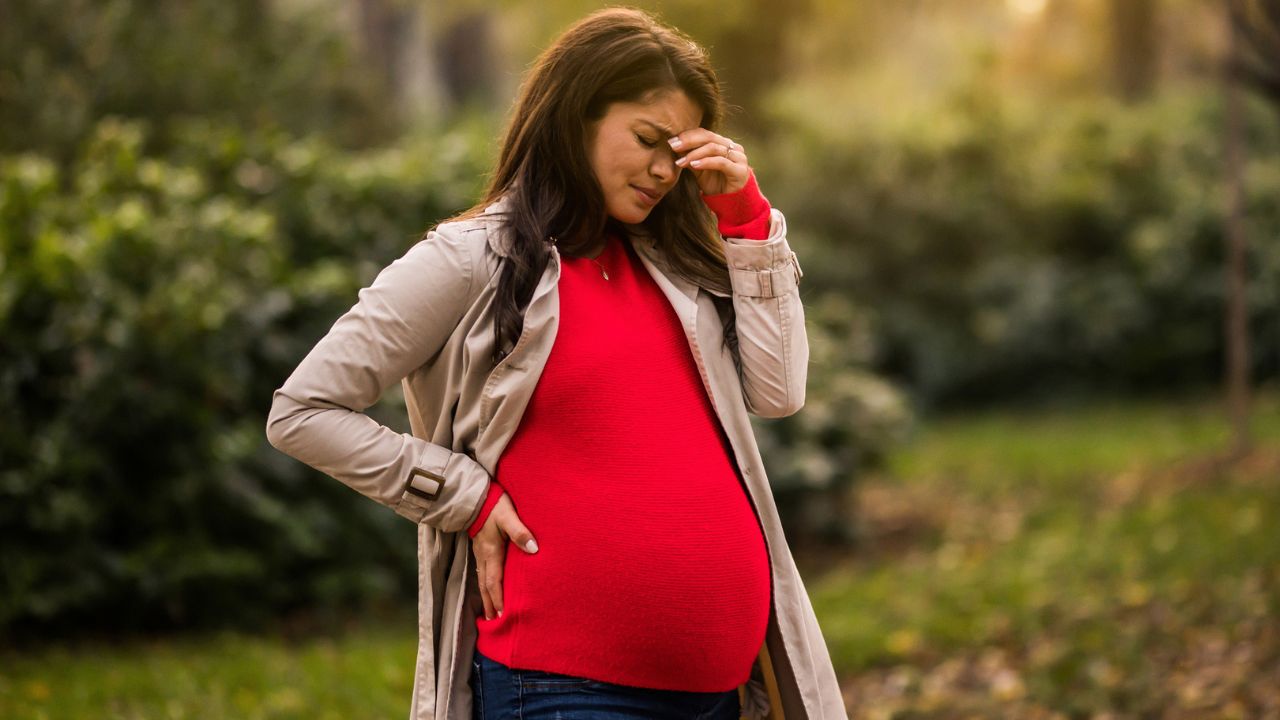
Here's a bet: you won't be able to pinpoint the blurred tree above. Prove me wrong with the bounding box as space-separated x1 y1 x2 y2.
698 0 814 135
1229 0 1280 103
0 0 400 158
1223 0 1280 457
349 0 505 123
352 0 477 123
1223 0 1251 457
1109 0 1160 100
436 9 502 110
469 0 817 136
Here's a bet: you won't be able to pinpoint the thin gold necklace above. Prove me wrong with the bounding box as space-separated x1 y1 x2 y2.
590 255 609 280
548 235 610 280
590 235 612 280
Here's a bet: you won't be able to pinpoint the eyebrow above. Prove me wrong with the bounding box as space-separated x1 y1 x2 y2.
637 120 676 138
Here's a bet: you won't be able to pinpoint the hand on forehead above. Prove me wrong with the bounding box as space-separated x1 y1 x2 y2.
667 127 734 152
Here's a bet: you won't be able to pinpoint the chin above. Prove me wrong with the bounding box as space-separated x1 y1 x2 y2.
608 203 650 225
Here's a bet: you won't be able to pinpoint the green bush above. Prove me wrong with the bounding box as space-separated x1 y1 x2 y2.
0 116 493 638
1 114 907 635
758 75 1280 409
0 0 397 159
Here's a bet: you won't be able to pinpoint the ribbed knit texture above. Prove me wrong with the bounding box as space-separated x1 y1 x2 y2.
466 172 774 692
700 169 772 240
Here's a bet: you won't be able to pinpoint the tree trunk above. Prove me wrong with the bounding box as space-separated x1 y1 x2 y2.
1110 0 1159 101
435 10 500 109
354 0 447 123
1223 4 1252 459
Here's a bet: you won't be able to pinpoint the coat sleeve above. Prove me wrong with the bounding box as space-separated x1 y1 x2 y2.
722 207 809 418
265 223 494 532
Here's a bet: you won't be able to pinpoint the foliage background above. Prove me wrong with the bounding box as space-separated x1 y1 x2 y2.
2 0 1276 680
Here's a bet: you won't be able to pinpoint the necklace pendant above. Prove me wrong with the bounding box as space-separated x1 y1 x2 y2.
591 256 609 280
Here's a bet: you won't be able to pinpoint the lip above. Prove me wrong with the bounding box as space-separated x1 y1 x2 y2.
631 185 663 206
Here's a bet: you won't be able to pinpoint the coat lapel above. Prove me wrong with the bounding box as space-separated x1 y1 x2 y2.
478 194 704 326
627 232 701 328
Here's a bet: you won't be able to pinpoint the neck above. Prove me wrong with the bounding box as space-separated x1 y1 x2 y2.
585 232 618 260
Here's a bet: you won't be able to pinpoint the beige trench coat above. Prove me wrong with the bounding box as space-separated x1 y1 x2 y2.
265 193 848 719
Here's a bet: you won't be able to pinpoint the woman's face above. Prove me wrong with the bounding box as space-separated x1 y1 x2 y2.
585 89 704 224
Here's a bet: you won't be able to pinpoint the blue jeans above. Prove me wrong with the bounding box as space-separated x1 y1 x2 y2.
470 649 741 720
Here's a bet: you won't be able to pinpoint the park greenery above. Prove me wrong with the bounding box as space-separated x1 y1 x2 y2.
2 1 1278 714
1 116 493 635
2 390 1276 717
759 76 1280 408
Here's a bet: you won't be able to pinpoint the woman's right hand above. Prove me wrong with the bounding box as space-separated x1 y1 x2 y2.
472 493 538 620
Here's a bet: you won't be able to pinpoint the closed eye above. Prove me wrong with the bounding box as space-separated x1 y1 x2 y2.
635 134 659 148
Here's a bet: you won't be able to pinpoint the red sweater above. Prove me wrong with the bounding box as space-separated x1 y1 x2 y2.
466 171 773 691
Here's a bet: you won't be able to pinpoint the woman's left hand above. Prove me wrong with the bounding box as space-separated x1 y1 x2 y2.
669 130 751 196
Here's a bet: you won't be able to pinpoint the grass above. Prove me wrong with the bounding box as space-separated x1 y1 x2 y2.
1 387 1277 718
812 386 1280 717
0 614 419 719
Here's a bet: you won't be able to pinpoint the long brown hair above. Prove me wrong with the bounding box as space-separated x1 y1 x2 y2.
440 7 736 366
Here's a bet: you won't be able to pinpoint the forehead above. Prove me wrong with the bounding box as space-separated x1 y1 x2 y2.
606 90 703 135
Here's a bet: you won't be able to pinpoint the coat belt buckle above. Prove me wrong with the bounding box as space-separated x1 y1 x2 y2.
405 467 445 501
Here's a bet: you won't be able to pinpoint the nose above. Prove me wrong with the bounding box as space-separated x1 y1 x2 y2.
650 149 677 185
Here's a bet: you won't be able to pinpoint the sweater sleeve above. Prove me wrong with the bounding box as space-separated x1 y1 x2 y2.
700 170 772 241
466 480 506 537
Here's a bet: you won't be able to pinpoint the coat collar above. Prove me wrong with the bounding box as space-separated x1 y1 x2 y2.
479 192 655 256
478 193 727 302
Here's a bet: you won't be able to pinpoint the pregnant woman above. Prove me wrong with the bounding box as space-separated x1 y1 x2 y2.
266 7 846 720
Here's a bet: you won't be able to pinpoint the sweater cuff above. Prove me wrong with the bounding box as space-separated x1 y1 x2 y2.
700 170 772 240
466 480 506 538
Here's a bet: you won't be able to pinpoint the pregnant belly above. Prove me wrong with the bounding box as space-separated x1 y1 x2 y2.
476 476 772 691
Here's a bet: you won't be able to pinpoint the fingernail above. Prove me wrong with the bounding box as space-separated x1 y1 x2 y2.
497 610 503 618
525 539 538 553
668 137 682 149
690 159 702 167
675 156 687 166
